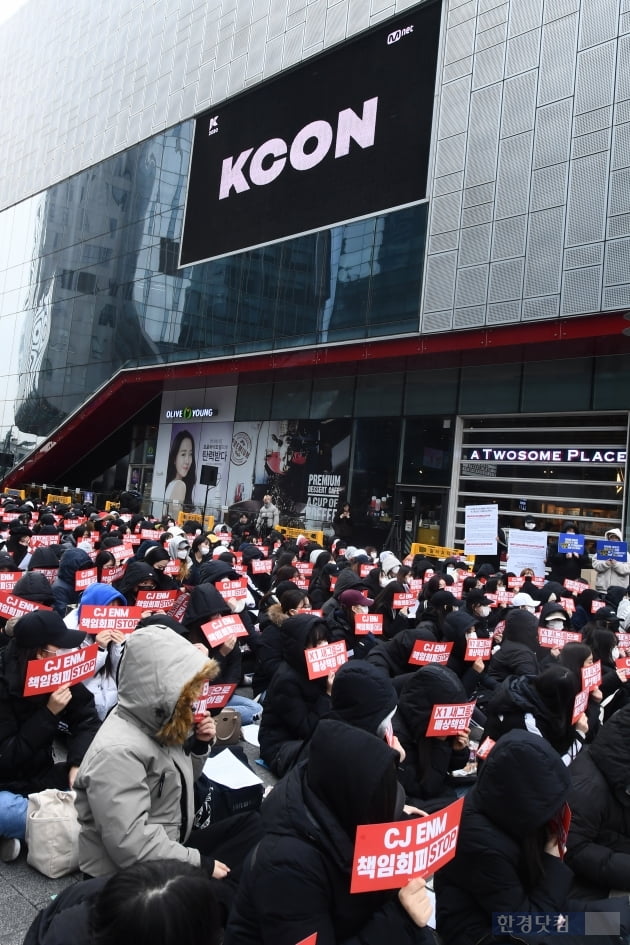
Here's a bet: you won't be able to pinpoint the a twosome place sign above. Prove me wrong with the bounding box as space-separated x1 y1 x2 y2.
181 2 441 265
463 448 627 464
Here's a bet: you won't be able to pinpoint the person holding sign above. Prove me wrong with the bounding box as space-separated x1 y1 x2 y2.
224 720 435 945
0 611 99 862
74 625 263 894
593 527 630 593
258 613 333 777
547 521 591 585
394 665 472 812
435 731 578 945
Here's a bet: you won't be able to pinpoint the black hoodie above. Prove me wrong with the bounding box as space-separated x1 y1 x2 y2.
258 614 331 771
566 703 630 898
225 720 434 945
435 731 573 945
394 665 470 806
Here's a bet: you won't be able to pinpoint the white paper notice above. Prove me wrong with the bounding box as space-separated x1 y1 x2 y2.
202 749 263 789
506 529 548 576
464 504 498 556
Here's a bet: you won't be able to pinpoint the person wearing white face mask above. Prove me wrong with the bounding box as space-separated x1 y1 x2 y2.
188 534 212 586
592 527 630 592
464 589 494 637
167 536 192 584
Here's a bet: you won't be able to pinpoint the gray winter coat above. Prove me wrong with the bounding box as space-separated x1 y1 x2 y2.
74 625 218 876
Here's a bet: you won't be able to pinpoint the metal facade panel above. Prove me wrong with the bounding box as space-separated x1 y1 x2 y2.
561 265 602 314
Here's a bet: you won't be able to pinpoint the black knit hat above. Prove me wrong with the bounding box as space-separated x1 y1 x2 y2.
331 661 397 735
14 610 85 650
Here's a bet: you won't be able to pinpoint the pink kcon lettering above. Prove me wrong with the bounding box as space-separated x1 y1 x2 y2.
219 98 378 199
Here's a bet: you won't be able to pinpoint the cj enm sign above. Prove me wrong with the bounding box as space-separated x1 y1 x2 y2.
180 1 441 266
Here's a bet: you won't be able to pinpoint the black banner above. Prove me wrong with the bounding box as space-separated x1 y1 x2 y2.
180 1 442 265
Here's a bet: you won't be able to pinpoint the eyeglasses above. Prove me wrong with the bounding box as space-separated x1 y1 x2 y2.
40 647 60 657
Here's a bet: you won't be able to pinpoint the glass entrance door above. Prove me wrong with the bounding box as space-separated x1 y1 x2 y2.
393 487 448 557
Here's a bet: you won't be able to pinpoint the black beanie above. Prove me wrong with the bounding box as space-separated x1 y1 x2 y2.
330 662 397 735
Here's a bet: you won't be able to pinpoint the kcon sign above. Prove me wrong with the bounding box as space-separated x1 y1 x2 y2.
464 448 627 464
164 407 215 420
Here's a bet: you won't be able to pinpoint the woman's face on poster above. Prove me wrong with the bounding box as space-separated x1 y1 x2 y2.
175 437 194 479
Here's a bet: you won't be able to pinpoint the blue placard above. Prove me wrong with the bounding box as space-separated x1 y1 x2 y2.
596 540 628 561
558 533 585 554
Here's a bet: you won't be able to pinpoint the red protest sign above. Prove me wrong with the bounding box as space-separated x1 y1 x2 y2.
75 567 97 591
408 641 453 665
616 657 630 674
164 559 180 575
351 797 464 893
494 590 514 606
355 613 383 635
32 567 59 583
572 688 589 724
192 682 237 721
135 589 180 606
0 572 22 590
537 628 582 649
0 591 52 620
476 736 495 760
168 591 190 622
360 564 375 578
295 577 309 590
617 633 630 648
581 659 602 692
251 558 273 574
106 543 135 563
217 578 248 601
200 614 248 648
29 534 60 548
305 641 348 679
297 608 323 616
564 578 589 594
426 702 475 737
296 936 318 945
393 592 417 610
464 637 493 661
591 599 607 612
140 529 162 540
80 605 145 633
100 564 126 584
560 596 576 614
23 644 99 696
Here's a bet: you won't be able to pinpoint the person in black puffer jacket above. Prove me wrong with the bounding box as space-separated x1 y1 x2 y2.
436 731 578 945
566 703 630 900
483 665 587 765
394 665 470 811
366 626 437 685
224 720 437 945
487 608 540 683
258 613 332 776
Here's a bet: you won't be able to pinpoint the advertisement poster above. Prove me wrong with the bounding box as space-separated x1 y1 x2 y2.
226 418 351 528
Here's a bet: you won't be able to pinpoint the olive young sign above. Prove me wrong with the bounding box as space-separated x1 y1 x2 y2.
180 1 441 265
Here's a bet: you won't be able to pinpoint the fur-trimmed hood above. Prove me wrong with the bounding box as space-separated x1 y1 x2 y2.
266 602 292 628
116 625 219 744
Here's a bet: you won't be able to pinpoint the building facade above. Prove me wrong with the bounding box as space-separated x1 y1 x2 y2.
1 0 629 552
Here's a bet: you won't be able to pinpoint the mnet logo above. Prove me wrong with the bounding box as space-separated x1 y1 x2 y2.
218 97 378 200
387 25 414 44
208 116 219 136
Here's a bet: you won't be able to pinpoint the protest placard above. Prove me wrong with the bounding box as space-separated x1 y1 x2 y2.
426 702 475 737
355 613 383 635
351 797 464 892
305 641 348 679
80 605 145 633
23 644 99 696
200 614 248 648
408 641 453 666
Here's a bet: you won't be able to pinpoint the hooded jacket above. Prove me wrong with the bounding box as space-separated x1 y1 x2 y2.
13 571 55 606
593 529 630 591
112 561 160 605
258 614 331 771
483 674 582 765
28 546 61 573
435 731 573 945
366 626 436 680
225 720 434 945
566 704 630 898
74 625 218 876
394 665 470 804
487 609 540 682
51 547 94 616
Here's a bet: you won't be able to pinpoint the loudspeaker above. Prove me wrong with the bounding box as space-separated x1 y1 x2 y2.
200 464 218 487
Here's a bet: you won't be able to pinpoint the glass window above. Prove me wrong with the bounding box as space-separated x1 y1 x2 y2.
354 373 403 417
405 368 459 415
310 376 355 419
235 383 273 421
459 362 522 414
522 358 592 412
401 418 454 486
